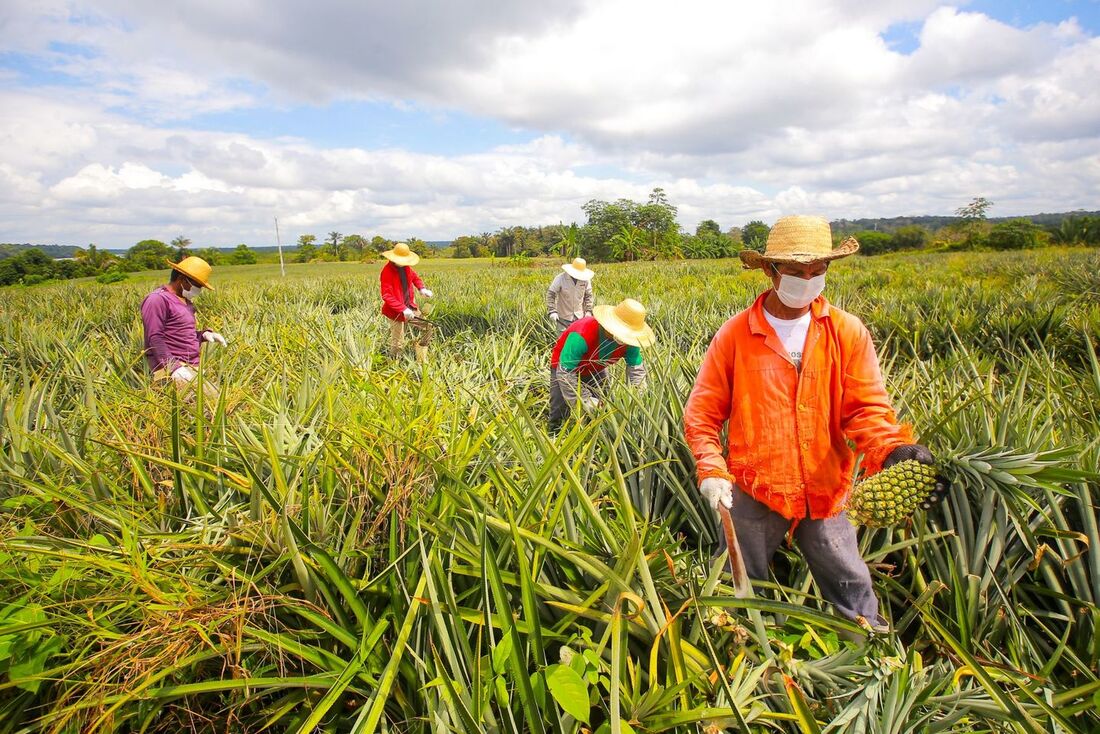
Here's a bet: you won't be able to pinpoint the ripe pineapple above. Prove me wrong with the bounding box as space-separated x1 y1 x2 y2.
847 459 939 527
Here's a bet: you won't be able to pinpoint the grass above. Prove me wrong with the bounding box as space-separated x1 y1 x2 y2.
0 248 1098 732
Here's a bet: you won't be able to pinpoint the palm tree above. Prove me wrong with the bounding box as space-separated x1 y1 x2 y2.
609 224 643 262
555 223 580 259
1051 217 1090 245
327 231 341 248
170 235 192 262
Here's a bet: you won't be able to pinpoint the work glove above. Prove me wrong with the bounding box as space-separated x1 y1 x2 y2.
884 444 934 468
402 307 416 320
202 331 228 347
883 443 950 509
700 477 733 512
170 364 197 385
581 396 600 412
549 312 559 323
420 288 433 298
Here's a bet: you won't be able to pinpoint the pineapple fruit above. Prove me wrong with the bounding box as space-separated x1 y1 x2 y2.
847 459 939 527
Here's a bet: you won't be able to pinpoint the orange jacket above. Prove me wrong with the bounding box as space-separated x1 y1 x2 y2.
683 292 913 520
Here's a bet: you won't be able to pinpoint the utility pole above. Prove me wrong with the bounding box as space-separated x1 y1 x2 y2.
274 217 286 277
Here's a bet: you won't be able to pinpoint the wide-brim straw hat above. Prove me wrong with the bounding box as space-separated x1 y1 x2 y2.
382 242 420 267
562 257 594 281
593 298 656 348
739 215 859 270
166 256 214 290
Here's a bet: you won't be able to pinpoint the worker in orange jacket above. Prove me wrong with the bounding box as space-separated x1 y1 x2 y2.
683 215 940 632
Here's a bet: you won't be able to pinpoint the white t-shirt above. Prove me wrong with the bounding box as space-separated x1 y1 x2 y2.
763 310 811 371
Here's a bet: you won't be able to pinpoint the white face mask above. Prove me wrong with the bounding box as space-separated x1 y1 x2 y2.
181 284 202 301
776 273 825 309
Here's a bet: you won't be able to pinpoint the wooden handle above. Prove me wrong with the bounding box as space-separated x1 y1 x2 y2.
717 504 753 599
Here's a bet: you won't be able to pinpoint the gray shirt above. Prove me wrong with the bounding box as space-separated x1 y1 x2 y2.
547 272 594 323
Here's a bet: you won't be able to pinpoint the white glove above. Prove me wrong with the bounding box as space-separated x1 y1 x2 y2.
581 396 600 412
700 477 734 512
202 331 227 347
549 312 559 323
419 288 433 298
171 364 197 384
402 307 416 320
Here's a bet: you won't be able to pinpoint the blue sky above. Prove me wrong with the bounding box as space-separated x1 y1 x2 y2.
1 0 1097 246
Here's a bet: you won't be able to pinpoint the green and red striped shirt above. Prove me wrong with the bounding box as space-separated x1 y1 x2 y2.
551 316 642 375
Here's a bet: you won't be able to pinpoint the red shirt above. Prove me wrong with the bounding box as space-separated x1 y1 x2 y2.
379 262 424 321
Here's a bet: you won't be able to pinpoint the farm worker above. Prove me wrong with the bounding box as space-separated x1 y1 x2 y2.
547 257 595 334
380 242 433 361
683 215 939 633
549 298 655 430
140 256 227 397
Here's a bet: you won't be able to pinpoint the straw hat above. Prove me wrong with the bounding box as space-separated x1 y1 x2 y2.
739 215 859 270
382 242 420 267
166 256 214 290
562 257 594 281
593 298 656 348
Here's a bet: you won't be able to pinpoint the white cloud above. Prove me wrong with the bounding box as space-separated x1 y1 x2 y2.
0 1 1098 245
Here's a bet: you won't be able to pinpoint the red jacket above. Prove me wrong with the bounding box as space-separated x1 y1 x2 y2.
379 262 424 321
683 292 913 520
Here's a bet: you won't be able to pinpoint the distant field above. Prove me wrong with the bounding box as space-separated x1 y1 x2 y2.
1 248 1098 731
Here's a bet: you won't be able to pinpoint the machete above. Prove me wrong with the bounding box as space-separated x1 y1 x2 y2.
717 503 752 598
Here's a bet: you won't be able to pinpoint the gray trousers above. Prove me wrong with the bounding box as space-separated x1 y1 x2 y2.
548 367 607 430
555 317 578 335
718 485 884 625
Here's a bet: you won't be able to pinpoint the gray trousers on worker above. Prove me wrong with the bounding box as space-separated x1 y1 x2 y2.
548 367 607 430
719 485 885 625
555 317 578 335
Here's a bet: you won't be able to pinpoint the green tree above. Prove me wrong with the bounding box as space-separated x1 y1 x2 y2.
554 223 580 258
956 197 993 221
407 238 430 258
890 225 929 252
170 235 192 262
341 234 368 261
609 224 644 262
579 199 635 261
196 247 222 265
74 244 115 272
853 230 893 256
126 240 171 271
0 249 56 285
696 220 721 238
988 219 1044 250
955 197 994 248
1050 216 1095 246
636 188 680 258
741 221 770 253
296 234 317 263
327 231 341 249
686 220 734 259
494 228 518 258
371 236 391 254
452 235 480 258
228 244 257 264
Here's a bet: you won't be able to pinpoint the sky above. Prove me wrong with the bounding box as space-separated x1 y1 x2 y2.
0 0 1098 248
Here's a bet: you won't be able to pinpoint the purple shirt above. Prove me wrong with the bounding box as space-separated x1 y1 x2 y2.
141 285 205 372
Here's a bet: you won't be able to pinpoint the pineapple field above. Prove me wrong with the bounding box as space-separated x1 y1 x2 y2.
1 249 1099 733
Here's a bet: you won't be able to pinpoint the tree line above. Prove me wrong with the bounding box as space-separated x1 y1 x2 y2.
0 237 261 287
442 193 1100 261
3 195 1098 287
289 233 430 263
